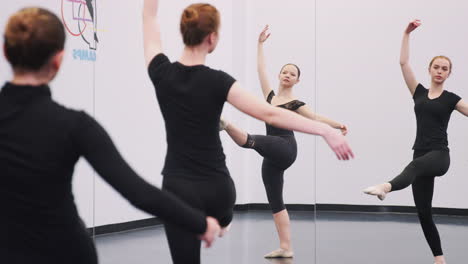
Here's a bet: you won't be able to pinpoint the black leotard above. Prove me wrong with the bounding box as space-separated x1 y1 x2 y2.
242 90 305 213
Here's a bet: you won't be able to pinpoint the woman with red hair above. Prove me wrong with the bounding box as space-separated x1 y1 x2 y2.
143 1 353 263
364 20 468 264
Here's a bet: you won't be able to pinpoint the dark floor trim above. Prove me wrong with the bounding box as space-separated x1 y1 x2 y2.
90 203 468 235
234 203 315 211
316 204 468 216
92 217 163 236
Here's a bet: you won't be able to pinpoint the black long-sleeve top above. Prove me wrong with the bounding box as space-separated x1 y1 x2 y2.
0 82 206 259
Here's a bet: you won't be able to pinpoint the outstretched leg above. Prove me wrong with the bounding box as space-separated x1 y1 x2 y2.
220 119 248 147
221 119 296 166
364 150 449 263
364 150 449 200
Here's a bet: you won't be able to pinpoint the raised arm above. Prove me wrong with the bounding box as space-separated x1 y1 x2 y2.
257 25 273 99
296 105 348 135
227 82 354 160
455 100 468 117
143 0 162 67
74 113 220 246
400 19 421 95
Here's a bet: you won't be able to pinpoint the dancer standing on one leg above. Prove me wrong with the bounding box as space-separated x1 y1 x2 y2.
220 25 348 258
364 19 468 264
143 1 353 263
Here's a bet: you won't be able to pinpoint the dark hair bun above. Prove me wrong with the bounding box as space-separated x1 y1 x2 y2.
4 7 65 71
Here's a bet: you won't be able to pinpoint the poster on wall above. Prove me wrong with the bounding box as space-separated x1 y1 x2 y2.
61 0 98 61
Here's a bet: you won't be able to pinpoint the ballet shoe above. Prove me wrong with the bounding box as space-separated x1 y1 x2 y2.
219 118 228 131
264 248 294 258
363 185 386 201
219 223 231 237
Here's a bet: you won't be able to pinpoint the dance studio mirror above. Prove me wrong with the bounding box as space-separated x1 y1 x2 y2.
0 0 317 263
94 0 317 263
314 1 468 263
218 1 318 263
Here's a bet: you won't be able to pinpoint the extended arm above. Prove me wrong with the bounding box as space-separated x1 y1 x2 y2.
257 25 273 99
400 19 421 95
73 113 217 238
296 105 347 135
227 82 354 160
143 0 162 67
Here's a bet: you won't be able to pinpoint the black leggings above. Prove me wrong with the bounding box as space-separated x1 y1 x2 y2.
389 150 450 256
162 175 236 264
243 134 297 214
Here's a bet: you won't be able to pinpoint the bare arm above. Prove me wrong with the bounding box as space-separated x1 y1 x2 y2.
227 82 354 160
296 105 348 135
257 25 273 99
400 19 421 95
455 100 468 117
143 0 162 67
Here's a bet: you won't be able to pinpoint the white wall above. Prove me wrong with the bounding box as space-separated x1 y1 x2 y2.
315 0 468 209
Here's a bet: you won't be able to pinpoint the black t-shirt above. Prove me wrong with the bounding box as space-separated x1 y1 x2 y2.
148 54 236 178
0 82 206 259
412 83 461 150
265 90 305 136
